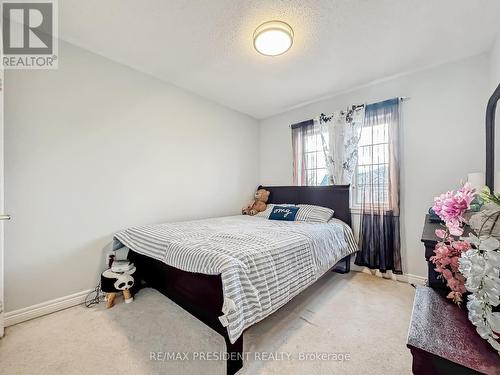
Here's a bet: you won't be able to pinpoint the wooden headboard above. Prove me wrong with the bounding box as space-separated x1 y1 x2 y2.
258 185 352 227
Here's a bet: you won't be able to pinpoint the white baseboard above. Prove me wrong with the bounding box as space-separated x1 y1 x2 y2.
397 273 427 285
351 265 427 285
3 268 426 328
4 289 96 327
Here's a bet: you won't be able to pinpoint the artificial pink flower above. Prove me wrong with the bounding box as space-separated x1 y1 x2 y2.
435 229 447 239
447 277 459 290
452 241 470 252
447 291 463 303
449 256 460 271
441 257 452 266
442 269 453 280
432 183 475 226
447 221 464 236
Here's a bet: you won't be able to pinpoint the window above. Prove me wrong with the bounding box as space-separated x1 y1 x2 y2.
352 121 390 208
291 122 330 186
303 129 329 186
291 101 394 209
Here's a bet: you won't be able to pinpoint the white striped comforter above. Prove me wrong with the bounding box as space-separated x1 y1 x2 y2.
113 215 358 343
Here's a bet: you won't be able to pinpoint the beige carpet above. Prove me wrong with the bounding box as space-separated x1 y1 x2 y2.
0 272 415 375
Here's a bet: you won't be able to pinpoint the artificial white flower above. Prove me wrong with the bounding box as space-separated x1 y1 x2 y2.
487 249 500 267
487 337 500 351
482 277 500 306
459 249 476 273
480 237 500 251
488 311 500 333
460 235 500 355
463 233 480 247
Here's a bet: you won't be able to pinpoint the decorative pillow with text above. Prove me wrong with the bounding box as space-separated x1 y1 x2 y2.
269 206 299 221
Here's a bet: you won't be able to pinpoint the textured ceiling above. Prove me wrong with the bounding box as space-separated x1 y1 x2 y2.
60 0 500 119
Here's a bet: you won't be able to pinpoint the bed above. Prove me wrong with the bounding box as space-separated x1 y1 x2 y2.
113 185 357 375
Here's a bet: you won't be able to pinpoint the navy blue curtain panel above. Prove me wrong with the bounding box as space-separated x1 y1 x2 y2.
354 98 402 274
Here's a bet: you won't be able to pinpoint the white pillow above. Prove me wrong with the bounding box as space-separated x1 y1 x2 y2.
295 204 334 223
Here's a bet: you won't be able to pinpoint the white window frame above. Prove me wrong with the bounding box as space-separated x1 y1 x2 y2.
302 128 328 187
350 122 390 211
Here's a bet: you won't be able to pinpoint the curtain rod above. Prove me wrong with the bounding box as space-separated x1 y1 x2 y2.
289 96 410 128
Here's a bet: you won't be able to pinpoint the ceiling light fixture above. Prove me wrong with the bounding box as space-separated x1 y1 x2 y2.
253 21 293 56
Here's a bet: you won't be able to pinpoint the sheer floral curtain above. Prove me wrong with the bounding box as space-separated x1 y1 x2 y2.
354 98 402 274
292 107 364 186
318 107 365 185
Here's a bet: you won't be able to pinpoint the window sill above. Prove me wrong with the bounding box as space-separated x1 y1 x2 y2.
350 207 363 215
350 206 391 214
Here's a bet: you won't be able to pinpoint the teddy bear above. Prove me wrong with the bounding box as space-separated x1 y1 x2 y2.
242 188 270 216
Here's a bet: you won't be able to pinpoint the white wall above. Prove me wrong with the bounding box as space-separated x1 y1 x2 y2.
491 32 500 170
259 54 490 278
491 32 500 89
4 41 259 312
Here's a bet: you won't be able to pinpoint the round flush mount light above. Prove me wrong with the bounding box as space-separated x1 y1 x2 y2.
253 21 294 56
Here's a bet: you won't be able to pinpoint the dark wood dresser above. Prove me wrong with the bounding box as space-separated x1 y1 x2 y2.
411 217 500 374
407 286 500 374
421 215 447 289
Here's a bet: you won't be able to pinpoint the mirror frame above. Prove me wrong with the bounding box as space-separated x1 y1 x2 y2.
486 83 500 191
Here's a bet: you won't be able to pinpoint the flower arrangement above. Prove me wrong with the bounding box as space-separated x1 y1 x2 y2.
430 183 475 303
430 183 500 353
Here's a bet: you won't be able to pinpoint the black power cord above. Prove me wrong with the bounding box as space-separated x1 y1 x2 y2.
85 255 115 308
85 281 104 308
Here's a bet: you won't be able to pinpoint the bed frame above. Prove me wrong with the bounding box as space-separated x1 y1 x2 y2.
128 185 353 375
